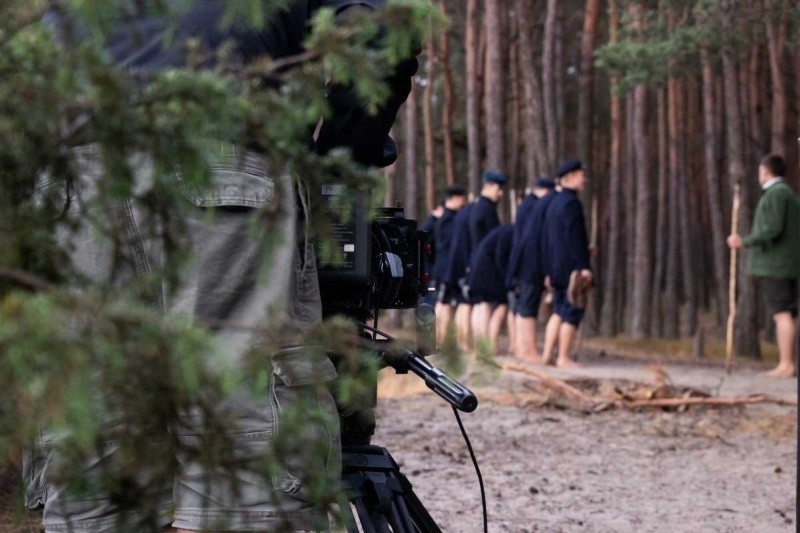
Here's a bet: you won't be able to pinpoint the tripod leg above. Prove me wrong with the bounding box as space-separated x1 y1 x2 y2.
390 497 417 533
396 473 442 532
347 496 377 533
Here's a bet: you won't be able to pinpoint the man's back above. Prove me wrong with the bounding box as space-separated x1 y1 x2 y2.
543 189 590 288
468 196 500 251
432 208 457 281
468 225 514 297
509 191 558 287
443 203 475 285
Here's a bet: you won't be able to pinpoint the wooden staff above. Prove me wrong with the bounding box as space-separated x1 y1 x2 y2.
725 183 742 374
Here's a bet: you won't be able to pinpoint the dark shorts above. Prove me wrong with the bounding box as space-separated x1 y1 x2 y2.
471 290 508 307
760 277 799 318
437 283 465 307
553 287 585 326
514 282 544 318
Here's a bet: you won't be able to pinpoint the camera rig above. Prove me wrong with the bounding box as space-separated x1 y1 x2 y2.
316 188 485 532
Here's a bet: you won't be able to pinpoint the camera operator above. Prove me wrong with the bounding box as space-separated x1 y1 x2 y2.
37 2 417 532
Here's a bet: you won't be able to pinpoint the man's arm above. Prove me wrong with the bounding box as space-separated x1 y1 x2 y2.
742 191 788 248
315 2 419 167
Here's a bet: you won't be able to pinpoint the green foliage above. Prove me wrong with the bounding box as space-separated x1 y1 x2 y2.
595 0 800 92
0 0 434 529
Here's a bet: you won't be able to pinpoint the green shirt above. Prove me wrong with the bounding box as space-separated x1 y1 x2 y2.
743 181 800 279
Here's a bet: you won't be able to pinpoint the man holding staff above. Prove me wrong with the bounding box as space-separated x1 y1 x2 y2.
728 154 800 378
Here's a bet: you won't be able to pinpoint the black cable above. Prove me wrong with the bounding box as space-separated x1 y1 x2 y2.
452 406 488 533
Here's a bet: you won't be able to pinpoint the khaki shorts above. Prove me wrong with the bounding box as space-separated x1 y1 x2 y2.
30 145 339 531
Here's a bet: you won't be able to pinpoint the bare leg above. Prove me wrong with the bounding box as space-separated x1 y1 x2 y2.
515 316 541 362
507 312 517 356
764 312 797 378
488 304 508 354
455 304 473 350
556 322 581 368
471 303 492 347
436 302 454 345
541 313 562 365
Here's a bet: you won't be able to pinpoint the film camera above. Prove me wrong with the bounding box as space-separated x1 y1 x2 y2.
315 185 478 533
317 184 431 319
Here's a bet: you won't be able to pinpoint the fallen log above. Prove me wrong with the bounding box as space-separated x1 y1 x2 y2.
502 363 593 405
616 395 797 410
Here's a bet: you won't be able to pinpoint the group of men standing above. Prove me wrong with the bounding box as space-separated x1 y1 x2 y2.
423 160 593 368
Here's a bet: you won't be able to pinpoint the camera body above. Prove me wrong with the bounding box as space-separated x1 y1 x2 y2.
317 185 430 318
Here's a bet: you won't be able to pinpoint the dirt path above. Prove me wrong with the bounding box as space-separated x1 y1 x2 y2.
373 355 797 532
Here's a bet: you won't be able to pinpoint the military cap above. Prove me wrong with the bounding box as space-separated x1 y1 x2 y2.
536 177 556 189
482 171 507 186
556 159 587 178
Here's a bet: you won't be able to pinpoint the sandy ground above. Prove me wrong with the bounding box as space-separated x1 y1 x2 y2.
373 353 797 533
2 351 795 532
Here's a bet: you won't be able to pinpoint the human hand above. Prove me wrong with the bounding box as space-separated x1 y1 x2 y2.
727 234 743 249
580 269 593 283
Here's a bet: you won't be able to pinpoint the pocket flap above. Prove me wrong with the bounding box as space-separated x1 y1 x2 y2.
179 151 276 209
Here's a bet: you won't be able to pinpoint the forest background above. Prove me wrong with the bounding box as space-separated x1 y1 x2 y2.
391 0 800 359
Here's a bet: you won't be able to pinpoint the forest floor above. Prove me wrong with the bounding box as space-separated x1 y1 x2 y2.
2 343 795 532
373 347 797 533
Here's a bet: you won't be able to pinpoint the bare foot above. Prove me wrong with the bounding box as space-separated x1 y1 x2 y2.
761 366 796 379
555 357 581 369
519 353 543 364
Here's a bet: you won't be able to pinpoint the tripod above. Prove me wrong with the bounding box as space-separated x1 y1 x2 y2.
336 312 478 533
341 445 439 533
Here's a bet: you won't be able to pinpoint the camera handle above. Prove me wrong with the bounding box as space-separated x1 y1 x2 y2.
357 323 479 413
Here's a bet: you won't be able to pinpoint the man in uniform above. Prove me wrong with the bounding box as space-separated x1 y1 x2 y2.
541 160 592 368
431 187 468 342
728 154 800 378
506 178 557 361
468 171 506 251
440 199 476 347
421 200 445 306
467 224 515 354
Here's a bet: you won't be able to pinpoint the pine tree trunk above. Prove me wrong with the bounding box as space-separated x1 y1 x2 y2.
508 39 522 190
664 76 681 339
422 27 437 212
650 88 668 337
404 83 419 220
765 9 787 155
516 0 549 177
466 0 482 195
628 3 652 339
623 93 637 332
677 78 698 335
484 0 505 174
542 0 559 168
577 0 600 187
722 52 761 358
600 0 622 337
439 0 456 187
701 49 730 325
555 15 566 159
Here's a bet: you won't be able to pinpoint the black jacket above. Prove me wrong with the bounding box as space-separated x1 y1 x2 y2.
467 225 514 301
542 188 590 288
431 208 457 282
442 204 475 285
468 196 500 252
507 190 557 288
